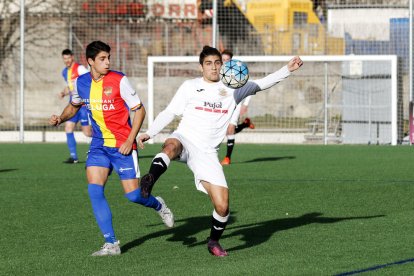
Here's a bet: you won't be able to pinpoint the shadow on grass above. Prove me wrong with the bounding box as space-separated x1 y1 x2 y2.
0 169 18 173
121 215 216 253
121 212 383 253
238 156 296 164
223 212 384 252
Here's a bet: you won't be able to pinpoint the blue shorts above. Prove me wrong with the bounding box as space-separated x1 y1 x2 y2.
86 146 140 180
69 105 90 126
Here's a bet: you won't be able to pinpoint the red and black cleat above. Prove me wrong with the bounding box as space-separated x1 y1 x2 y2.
207 238 228 257
244 117 255 129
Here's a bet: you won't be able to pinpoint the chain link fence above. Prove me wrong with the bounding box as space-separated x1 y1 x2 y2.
0 0 410 144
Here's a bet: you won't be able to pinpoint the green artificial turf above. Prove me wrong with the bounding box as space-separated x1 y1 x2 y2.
1 143 414 275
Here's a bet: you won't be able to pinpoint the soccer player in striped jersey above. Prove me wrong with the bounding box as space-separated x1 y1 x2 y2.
138 46 303 256
49 41 174 256
59 49 92 163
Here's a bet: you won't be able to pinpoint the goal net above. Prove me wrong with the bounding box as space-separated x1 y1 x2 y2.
147 55 399 145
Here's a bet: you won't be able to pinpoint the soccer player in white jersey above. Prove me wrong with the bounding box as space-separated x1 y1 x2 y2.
221 49 255 165
138 46 303 257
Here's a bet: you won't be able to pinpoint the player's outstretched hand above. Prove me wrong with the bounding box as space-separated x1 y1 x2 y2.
287 56 303 72
49 115 62 126
138 133 150 149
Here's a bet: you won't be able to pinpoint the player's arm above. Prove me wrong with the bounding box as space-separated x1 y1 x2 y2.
119 76 148 154
233 56 303 104
51 78 83 126
59 86 70 99
253 56 302 90
119 105 146 155
138 82 188 149
138 110 176 149
49 103 81 126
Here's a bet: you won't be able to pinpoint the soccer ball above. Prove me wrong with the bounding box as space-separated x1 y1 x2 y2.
220 59 249 89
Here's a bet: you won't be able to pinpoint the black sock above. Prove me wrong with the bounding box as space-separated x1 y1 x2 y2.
149 156 168 182
226 139 235 158
210 216 229 241
235 123 248 133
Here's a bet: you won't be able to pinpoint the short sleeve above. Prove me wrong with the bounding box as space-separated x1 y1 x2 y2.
120 76 142 110
77 65 89 76
70 79 83 106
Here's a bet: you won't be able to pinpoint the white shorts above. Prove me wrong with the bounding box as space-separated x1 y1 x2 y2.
168 132 228 194
230 103 242 126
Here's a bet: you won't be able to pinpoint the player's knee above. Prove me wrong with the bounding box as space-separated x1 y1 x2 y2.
162 139 182 159
86 131 92 137
227 124 236 135
214 203 229 217
65 123 75 132
83 127 92 137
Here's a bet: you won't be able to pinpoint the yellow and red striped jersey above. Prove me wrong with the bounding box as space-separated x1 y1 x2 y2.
71 71 142 149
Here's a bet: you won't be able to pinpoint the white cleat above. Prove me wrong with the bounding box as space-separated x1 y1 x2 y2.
156 196 174 228
91 240 121 256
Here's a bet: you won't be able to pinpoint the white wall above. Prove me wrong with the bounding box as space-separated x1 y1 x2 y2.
327 8 408 40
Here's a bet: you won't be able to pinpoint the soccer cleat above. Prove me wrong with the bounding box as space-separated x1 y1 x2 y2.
63 157 79 164
91 241 121 256
140 173 155 198
207 238 228 257
244 117 255 129
221 157 231 165
156 196 174 228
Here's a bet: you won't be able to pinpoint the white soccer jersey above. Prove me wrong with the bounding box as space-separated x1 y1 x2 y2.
147 65 291 153
168 78 239 152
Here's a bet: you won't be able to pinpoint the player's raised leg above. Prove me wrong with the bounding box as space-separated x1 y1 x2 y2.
123 179 174 228
222 133 235 165
140 138 181 198
236 117 255 133
222 105 239 165
117 149 174 227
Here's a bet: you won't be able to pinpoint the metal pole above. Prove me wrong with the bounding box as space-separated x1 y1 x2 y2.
165 21 169 77
212 0 217 47
410 0 413 103
69 16 73 50
324 62 328 145
410 0 413 144
19 0 25 143
116 23 120 69
368 90 372 144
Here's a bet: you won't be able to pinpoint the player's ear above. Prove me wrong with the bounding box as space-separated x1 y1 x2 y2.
87 57 94 67
199 64 204 73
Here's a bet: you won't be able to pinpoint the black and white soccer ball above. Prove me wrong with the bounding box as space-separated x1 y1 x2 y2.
220 59 249 89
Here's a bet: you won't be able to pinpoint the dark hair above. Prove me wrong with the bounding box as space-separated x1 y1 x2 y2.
221 49 233 58
61 49 73 56
199 45 221 65
86 41 111 62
